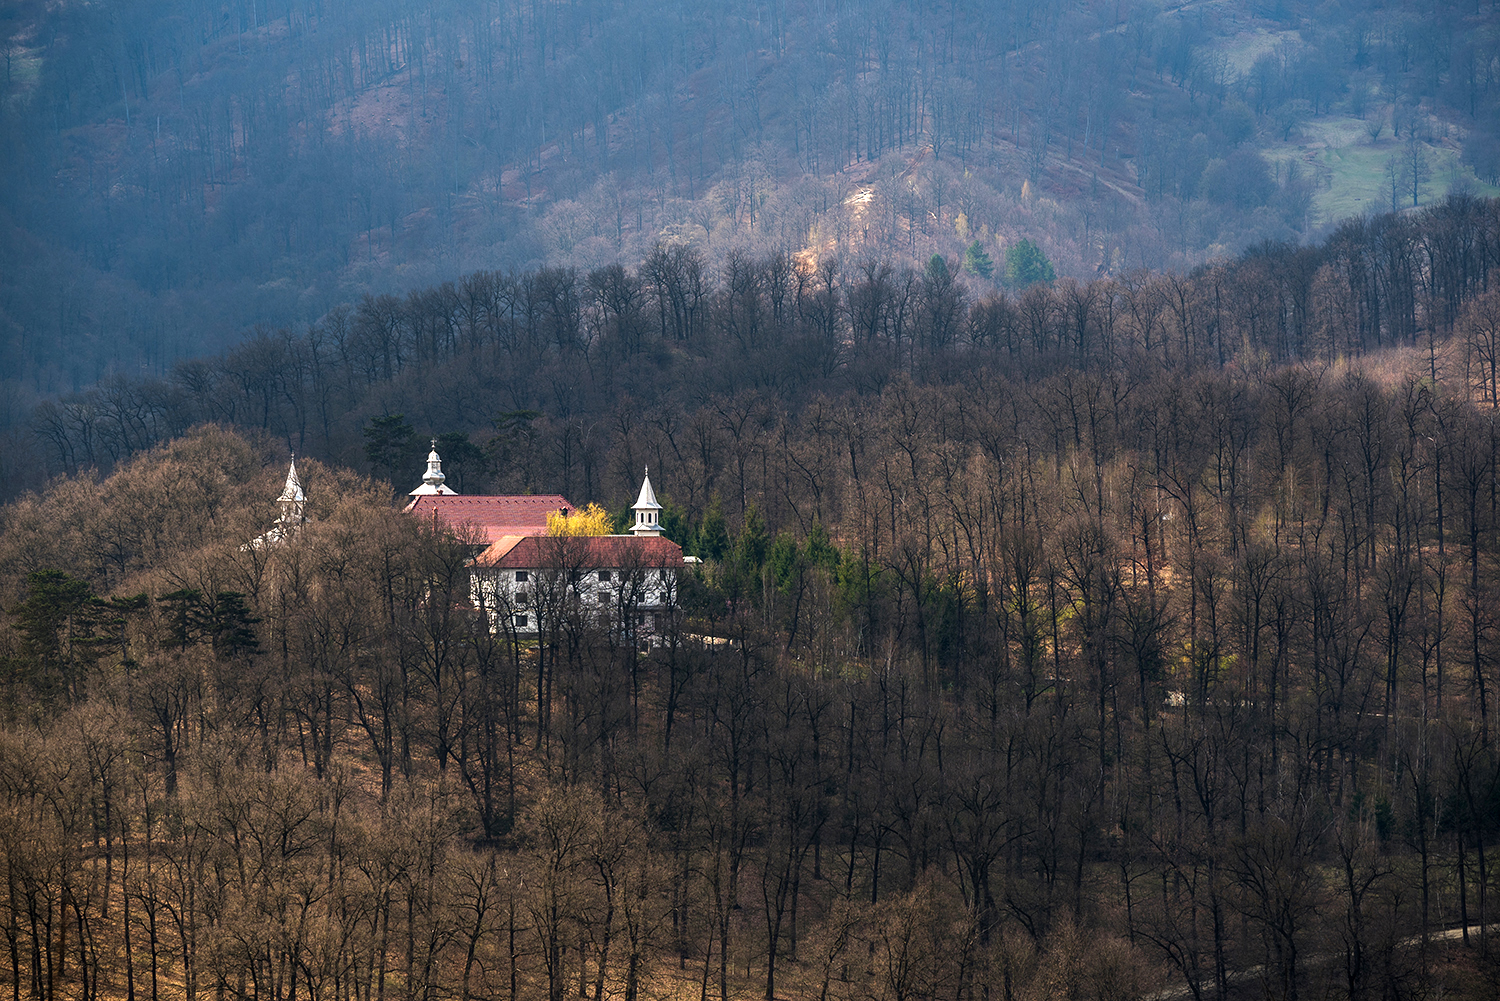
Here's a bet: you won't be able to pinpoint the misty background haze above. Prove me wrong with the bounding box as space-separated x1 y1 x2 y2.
1 0 1495 403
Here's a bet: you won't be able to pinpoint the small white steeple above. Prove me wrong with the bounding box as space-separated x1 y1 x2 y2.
409 439 459 496
244 456 307 549
631 467 663 537
277 457 306 529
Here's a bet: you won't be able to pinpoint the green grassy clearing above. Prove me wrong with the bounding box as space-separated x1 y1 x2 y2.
1262 115 1500 226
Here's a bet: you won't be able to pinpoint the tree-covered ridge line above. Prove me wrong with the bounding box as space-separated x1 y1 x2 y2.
17 196 1500 508
2 0 1495 401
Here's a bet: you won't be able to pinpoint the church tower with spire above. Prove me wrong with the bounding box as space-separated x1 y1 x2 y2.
409 440 458 496
245 457 309 550
631 468 663 537
277 457 307 529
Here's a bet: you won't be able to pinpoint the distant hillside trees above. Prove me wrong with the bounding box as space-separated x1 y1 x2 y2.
16 198 1500 506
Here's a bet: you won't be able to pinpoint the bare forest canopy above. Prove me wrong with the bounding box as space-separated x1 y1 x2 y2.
13 199 1500 1000
1 0 1498 405
18 194 1500 505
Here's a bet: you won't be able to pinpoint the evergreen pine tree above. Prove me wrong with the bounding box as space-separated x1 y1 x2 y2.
697 496 729 560
1004 238 1055 289
363 413 416 485
963 240 994 278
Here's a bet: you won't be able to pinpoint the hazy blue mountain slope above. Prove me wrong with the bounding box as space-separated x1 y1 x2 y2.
1 0 1495 402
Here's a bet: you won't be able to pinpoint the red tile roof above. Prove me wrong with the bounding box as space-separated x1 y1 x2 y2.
404 494 577 544
474 534 684 569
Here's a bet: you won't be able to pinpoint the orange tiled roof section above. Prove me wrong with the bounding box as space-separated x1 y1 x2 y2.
404 494 577 543
474 534 685 569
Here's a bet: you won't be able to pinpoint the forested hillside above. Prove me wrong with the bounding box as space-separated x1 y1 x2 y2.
4 0 1500 985
8 198 1500 999
2 0 1497 403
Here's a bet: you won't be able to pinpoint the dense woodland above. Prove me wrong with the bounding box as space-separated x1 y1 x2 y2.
4 0 1500 992
2 0 1498 401
8 197 1500 999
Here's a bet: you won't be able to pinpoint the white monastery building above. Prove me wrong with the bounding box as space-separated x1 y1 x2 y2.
402 445 685 639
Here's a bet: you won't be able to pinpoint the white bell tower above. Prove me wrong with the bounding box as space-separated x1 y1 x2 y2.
631 468 663 537
409 440 458 496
